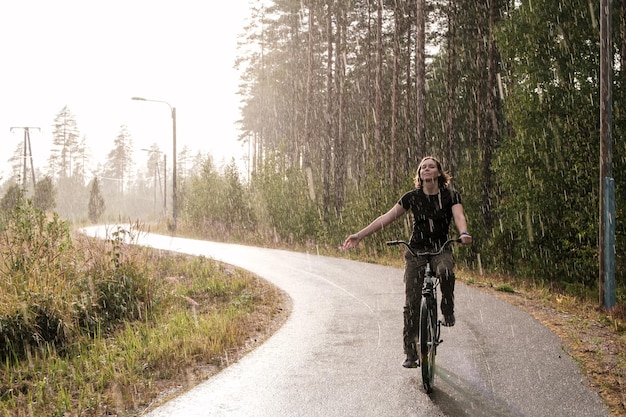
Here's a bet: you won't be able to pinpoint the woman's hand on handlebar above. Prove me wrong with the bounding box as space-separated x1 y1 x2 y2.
459 233 472 245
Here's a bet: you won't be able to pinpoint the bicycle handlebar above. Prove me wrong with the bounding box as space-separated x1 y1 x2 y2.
386 237 461 258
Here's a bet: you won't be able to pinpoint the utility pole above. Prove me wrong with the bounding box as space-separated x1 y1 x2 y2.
10 127 40 192
171 106 177 230
162 153 167 217
599 0 615 310
131 97 177 230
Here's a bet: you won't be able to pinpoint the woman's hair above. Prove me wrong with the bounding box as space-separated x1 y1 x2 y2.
414 156 451 189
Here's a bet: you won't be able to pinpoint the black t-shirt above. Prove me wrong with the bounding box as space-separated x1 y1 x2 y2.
398 187 462 250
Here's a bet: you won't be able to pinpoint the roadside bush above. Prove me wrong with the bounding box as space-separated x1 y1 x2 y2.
76 227 158 334
0 200 160 361
0 200 78 359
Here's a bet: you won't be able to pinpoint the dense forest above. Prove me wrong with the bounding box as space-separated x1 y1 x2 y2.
1 0 624 301
227 0 626 294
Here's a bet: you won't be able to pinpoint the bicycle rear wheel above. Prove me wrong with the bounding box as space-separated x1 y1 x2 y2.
419 297 437 393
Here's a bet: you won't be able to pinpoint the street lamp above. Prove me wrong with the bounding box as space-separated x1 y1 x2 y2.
131 97 177 230
141 148 167 218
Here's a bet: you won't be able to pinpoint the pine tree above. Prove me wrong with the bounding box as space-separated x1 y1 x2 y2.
103 124 134 195
88 177 105 223
0 184 24 213
32 176 56 213
49 106 81 179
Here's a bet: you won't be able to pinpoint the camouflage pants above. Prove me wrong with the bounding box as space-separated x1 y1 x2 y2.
402 249 455 357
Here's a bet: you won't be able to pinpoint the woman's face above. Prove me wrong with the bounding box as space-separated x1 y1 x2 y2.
420 158 440 183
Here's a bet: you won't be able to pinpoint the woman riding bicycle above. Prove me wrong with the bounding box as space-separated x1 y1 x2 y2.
342 156 472 368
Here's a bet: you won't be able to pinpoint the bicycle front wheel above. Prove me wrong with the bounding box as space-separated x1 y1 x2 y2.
419 297 437 393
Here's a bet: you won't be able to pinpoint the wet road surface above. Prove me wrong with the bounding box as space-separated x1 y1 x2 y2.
82 227 608 417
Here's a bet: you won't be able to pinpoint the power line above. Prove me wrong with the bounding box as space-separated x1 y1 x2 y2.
10 127 40 191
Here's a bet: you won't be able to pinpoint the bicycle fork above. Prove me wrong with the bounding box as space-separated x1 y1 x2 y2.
422 275 443 348
422 294 443 347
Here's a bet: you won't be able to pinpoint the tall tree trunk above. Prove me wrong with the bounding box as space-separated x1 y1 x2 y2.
466 1 488 230
334 2 347 215
478 27 489 230
257 11 267 172
405 5 414 174
304 3 315 201
482 0 503 231
621 0 626 84
391 0 401 187
374 0 384 171
323 0 334 217
288 9 302 169
445 0 458 176
415 0 426 159
360 1 375 179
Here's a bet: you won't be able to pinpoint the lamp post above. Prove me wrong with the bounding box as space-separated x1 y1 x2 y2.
132 97 177 230
141 148 167 218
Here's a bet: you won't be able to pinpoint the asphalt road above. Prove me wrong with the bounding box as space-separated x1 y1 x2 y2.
82 227 608 417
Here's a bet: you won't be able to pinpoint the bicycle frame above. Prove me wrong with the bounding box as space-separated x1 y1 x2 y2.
422 262 438 299
386 238 460 393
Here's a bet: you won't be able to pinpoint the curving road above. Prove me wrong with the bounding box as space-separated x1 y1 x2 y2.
82 227 608 417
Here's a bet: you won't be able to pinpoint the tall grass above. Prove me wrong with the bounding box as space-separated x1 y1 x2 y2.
0 201 284 416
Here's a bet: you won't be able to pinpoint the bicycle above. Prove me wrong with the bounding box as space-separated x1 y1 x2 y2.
386 237 461 394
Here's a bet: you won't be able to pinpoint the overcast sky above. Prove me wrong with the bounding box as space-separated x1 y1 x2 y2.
0 0 253 181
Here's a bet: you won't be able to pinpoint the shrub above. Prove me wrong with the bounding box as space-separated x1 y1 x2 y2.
0 201 160 361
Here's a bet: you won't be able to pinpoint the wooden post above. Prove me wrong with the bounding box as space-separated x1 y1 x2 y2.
599 0 615 310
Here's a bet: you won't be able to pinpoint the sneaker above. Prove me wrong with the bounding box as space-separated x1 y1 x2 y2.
442 314 455 327
402 356 419 368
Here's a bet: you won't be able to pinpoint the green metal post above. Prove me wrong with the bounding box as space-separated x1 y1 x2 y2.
603 177 616 310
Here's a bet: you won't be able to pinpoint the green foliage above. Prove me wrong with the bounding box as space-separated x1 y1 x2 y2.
0 204 158 361
339 166 411 250
102 124 134 196
49 106 81 180
181 157 221 231
491 0 606 283
0 199 73 279
0 226 278 416
0 200 77 358
223 159 257 236
0 183 23 214
181 156 258 240
33 175 57 212
495 284 516 294
226 0 625 295
252 154 322 243
88 177 106 223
